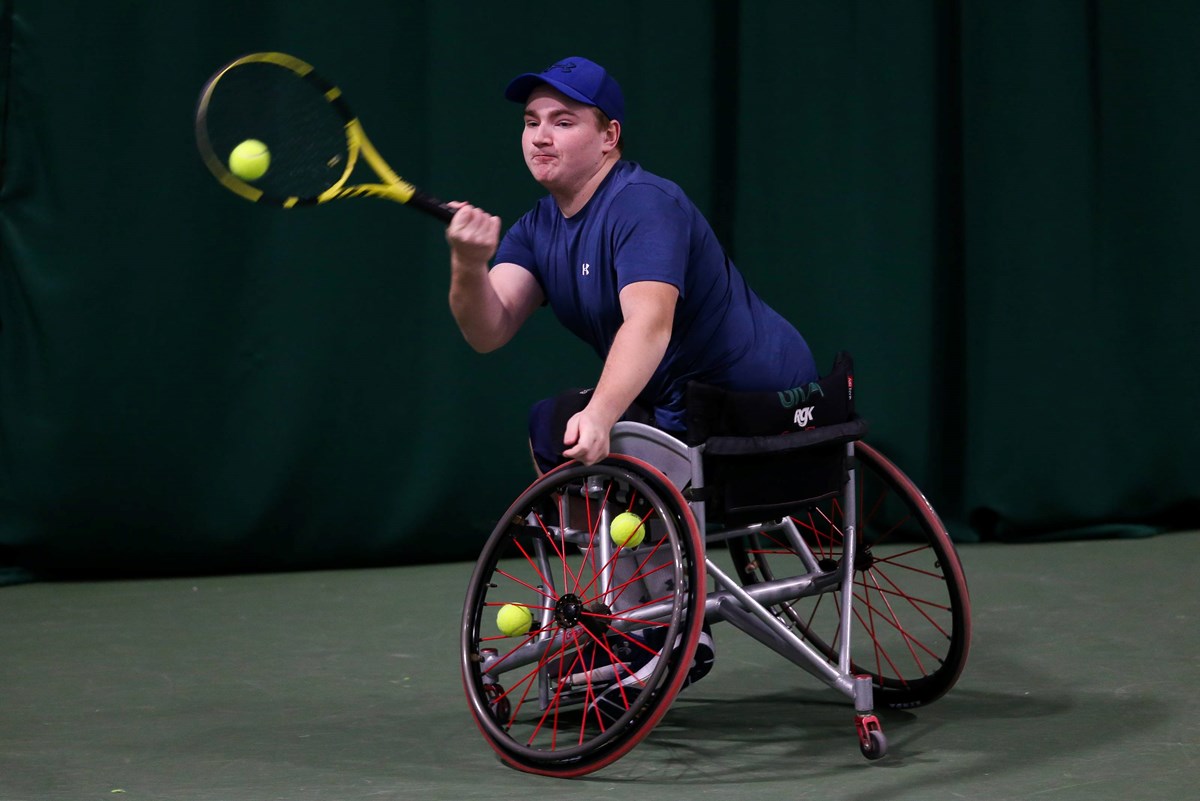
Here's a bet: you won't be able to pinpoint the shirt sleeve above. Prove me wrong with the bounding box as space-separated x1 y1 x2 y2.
492 210 548 306
607 183 690 298
494 211 540 278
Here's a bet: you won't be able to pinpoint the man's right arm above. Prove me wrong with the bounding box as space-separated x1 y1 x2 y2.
445 203 544 353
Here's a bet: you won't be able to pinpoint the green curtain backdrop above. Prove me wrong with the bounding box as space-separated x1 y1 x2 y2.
732 1 1200 541
1 1 1196 581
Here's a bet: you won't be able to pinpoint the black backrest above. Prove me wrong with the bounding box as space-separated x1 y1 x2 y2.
683 352 867 525
684 351 856 444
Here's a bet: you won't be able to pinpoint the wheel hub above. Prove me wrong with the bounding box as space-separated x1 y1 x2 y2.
554 593 585 627
855 545 876 572
554 594 611 638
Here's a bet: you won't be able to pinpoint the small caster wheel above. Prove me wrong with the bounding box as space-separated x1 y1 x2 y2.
855 713 887 760
483 682 511 726
860 728 888 760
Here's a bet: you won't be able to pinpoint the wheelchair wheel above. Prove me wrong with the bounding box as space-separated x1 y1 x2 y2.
727 441 971 708
461 454 706 777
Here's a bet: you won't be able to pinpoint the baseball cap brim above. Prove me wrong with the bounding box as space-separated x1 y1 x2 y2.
505 74 599 112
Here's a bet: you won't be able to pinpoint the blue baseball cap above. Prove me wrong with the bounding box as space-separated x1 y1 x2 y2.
504 57 625 124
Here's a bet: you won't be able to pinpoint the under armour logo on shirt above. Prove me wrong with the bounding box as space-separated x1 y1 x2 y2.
581 263 590 276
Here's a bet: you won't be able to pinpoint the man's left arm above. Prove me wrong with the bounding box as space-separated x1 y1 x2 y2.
562 280 678 464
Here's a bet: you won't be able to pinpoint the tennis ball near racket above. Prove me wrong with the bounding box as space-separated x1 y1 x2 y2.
228 139 271 181
496 603 533 637
610 512 646 548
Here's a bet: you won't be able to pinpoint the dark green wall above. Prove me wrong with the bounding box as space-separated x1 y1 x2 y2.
2 1 1196 581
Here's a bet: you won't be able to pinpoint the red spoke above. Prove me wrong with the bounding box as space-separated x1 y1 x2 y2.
604 558 674 611
479 623 560 675
553 494 582 597
576 523 672 606
580 487 596 598
853 584 945 664
860 482 888 530
858 578 886 680
865 565 952 640
492 568 556 605
577 481 615 598
851 594 909 683
775 592 826 644
504 647 562 737
871 546 947 581
866 508 915 547
528 508 576 593
792 511 840 558
520 630 593 746
852 575 950 614
826 498 845 548
584 600 675 634
862 570 926 676
574 633 609 740
745 528 794 554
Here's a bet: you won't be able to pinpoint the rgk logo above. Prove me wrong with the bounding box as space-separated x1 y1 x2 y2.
794 406 815 427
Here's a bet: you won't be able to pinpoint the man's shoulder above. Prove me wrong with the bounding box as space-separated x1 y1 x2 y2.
605 162 694 224
612 161 682 195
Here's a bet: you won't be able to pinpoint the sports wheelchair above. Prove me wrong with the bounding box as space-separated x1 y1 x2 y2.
460 354 972 777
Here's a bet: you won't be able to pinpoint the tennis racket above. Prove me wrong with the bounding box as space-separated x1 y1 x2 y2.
195 52 454 222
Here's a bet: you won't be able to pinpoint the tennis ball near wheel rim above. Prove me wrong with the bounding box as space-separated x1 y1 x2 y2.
496 603 533 637
610 511 646 548
228 139 271 181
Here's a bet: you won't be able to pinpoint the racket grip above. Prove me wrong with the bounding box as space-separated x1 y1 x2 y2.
409 190 456 224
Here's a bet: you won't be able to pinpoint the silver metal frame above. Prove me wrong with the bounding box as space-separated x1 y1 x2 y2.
608 421 873 709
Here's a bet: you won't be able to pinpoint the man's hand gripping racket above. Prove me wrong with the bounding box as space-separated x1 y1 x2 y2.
195 52 454 222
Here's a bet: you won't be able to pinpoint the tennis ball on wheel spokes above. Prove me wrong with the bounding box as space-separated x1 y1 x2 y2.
610 511 646 548
496 603 533 637
228 139 271 181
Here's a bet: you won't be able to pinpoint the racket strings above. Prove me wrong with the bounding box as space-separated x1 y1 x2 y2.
202 61 350 201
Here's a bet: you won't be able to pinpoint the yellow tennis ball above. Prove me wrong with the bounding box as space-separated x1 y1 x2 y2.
228 139 270 181
610 511 645 548
496 603 533 637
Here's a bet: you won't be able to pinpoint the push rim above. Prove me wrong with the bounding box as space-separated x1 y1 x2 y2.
462 455 706 776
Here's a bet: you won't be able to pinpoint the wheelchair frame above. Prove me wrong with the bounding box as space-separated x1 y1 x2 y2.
461 420 971 777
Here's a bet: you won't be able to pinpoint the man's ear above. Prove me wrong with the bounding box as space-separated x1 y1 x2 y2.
603 119 621 153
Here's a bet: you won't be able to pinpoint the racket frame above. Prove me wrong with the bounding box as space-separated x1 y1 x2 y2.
196 51 452 221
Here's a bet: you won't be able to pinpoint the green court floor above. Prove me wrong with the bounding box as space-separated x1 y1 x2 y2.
2 534 1196 800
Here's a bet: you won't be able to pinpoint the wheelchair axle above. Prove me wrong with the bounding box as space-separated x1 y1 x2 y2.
553 593 613 640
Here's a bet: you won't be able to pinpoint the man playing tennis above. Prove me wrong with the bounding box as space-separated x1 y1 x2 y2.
445 56 819 713
447 56 818 469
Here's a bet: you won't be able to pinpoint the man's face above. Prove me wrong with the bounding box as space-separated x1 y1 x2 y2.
521 86 617 192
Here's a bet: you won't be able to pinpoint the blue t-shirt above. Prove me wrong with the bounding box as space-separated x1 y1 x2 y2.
495 161 817 432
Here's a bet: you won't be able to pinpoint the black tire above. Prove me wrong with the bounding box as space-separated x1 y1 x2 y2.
861 729 888 760
462 454 706 777
728 441 971 708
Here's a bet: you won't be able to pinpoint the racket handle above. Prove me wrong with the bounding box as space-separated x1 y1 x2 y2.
409 190 456 224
